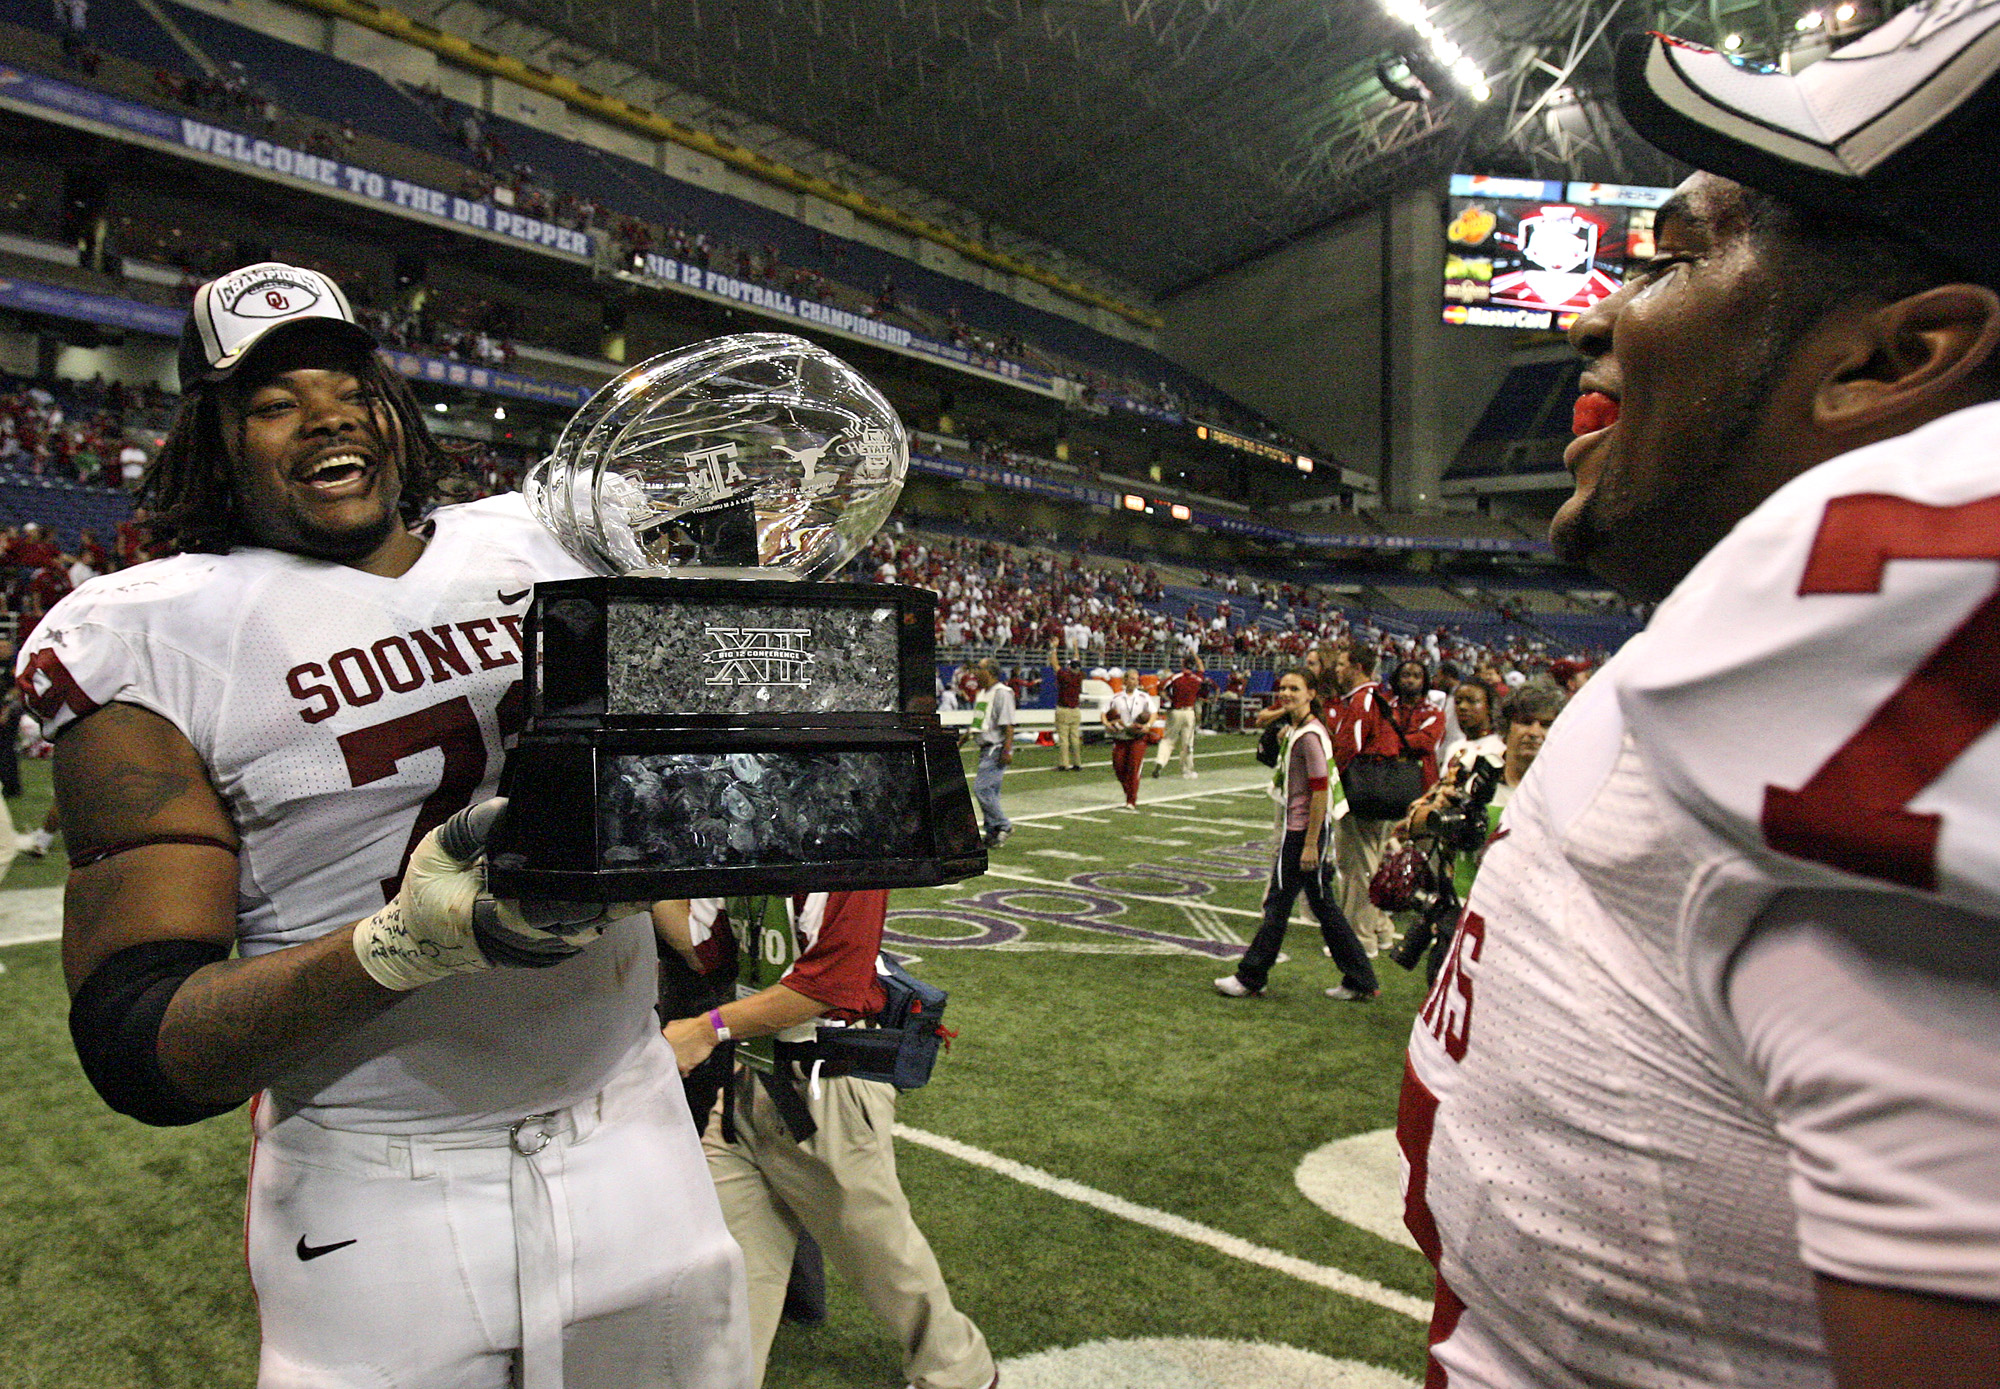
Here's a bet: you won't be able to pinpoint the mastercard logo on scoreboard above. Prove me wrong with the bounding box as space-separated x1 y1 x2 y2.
1442 304 1470 325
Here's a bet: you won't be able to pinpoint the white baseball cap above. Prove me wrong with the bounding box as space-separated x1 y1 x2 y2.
1617 2 2000 286
178 262 376 386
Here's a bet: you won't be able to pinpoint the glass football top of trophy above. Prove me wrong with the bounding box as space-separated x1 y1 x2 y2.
524 331 906 580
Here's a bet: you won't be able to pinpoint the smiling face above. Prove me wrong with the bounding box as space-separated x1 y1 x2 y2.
222 341 408 570
1274 671 1313 720
1552 174 1843 602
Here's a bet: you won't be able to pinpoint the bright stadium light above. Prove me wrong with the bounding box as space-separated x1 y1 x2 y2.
1835 2 1856 19
433 401 448 413
1798 10 1824 29
1384 0 1487 100
1723 32 1743 49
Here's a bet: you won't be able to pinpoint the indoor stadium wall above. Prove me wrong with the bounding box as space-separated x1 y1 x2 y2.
1161 189 1518 514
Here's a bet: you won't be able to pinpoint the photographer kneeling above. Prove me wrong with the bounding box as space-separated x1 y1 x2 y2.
1387 682 1563 980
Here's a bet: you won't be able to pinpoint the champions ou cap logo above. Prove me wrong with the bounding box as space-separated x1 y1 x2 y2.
221 269 325 320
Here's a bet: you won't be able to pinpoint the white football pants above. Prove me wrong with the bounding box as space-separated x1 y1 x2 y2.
247 1037 752 1389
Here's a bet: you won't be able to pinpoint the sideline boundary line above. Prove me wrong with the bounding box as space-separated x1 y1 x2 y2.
896 1124 1430 1323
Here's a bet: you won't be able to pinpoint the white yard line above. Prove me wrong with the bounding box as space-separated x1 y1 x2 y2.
1147 814 1279 833
896 1124 1430 1324
0 888 63 948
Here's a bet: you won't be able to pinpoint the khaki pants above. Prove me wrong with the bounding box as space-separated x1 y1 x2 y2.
1334 812 1397 951
705 1071 993 1389
1054 705 1083 768
1155 707 1198 774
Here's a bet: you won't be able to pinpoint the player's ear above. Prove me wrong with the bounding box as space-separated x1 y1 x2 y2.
1812 282 2000 433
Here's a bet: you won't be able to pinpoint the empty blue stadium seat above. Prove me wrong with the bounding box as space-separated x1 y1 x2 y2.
162 2 472 164
0 0 198 76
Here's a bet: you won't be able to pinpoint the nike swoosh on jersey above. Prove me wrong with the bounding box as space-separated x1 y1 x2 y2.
497 587 531 604
296 1236 358 1261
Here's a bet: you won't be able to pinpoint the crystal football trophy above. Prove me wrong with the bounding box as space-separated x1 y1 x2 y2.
484 332 986 901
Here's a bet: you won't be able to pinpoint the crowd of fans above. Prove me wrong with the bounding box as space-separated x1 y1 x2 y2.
0 377 162 488
855 527 1615 685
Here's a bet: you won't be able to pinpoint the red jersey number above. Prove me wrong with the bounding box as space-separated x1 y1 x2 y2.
339 693 496 902
1761 494 2000 891
1418 909 1487 1063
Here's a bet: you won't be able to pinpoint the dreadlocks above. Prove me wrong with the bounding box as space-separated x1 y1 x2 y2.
142 346 456 555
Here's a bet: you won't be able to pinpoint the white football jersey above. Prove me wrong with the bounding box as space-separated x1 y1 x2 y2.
1402 401 2000 1387
21 494 659 1133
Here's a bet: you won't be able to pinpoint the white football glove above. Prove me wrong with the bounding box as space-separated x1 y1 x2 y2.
352 798 641 991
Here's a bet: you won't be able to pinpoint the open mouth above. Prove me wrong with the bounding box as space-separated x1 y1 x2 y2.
294 452 373 494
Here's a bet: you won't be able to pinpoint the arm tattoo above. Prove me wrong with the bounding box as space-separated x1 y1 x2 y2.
96 762 195 821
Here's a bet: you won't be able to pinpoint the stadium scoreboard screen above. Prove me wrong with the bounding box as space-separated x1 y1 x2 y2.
1443 175 1673 331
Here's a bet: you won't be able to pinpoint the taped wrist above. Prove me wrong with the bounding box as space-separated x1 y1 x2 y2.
352 895 488 991
70 940 238 1127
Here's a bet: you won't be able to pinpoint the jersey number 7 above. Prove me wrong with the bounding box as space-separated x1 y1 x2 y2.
338 684 523 902
1760 493 2000 892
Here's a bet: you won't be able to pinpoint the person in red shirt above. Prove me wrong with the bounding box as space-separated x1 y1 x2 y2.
1151 656 1212 779
661 892 996 1389
6 523 58 573
1380 658 1447 786
1343 655 1445 953
1050 648 1085 771
115 508 154 568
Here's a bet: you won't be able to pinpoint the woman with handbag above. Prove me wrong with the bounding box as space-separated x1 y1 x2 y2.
1216 668 1379 1001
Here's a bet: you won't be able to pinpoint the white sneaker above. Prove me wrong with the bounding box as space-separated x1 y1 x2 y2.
1213 975 1258 997
1326 985 1380 1001
18 829 51 858
1183 770 1198 778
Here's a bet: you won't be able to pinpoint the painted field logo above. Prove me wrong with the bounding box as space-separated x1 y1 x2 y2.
704 626 814 687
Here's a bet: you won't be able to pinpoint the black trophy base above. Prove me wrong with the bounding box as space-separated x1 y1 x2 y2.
486 725 985 901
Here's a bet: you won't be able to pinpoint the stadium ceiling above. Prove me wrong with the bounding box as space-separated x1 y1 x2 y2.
474 0 1908 299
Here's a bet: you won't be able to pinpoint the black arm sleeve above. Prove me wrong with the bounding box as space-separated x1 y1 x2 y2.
69 939 241 1127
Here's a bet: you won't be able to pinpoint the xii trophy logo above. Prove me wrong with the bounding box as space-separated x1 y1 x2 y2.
704 626 816 687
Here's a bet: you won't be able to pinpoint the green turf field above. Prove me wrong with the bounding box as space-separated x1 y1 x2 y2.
0 739 1435 1387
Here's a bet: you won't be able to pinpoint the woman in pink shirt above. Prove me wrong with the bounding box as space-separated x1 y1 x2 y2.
1216 669 1379 1001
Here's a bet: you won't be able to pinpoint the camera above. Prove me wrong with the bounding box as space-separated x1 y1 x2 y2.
1389 889 1457 971
1426 753 1501 855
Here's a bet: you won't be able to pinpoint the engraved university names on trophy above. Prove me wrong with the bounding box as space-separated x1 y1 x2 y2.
488 333 985 901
